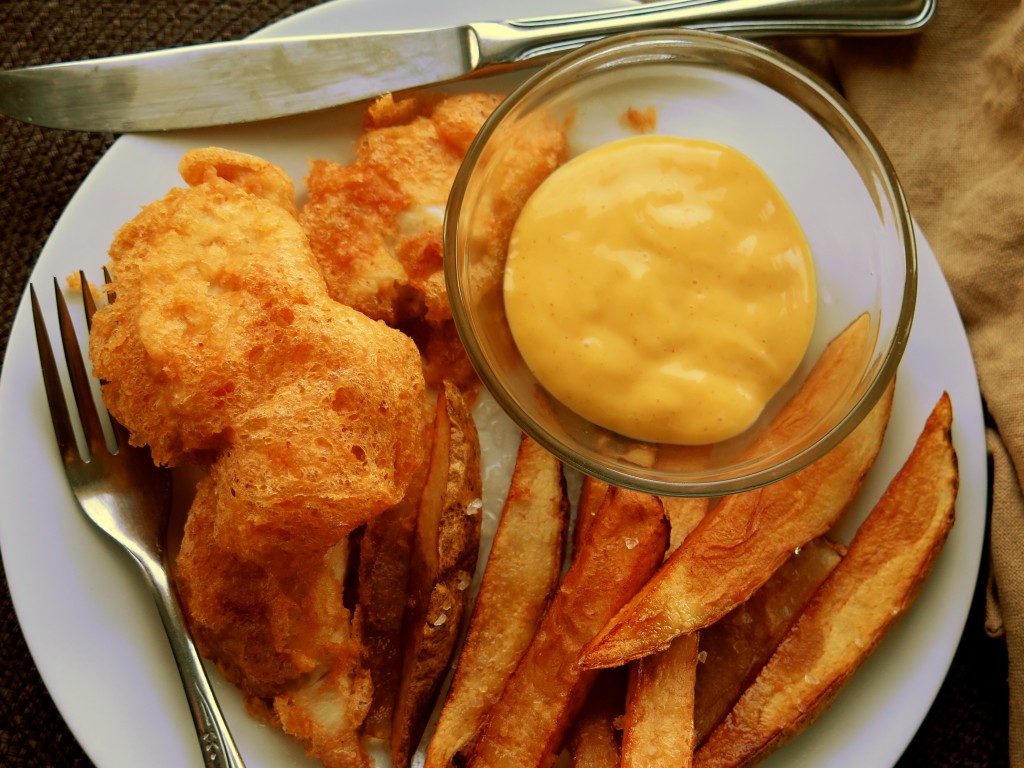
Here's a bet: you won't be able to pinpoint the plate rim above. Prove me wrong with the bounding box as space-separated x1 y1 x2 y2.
0 1 987 766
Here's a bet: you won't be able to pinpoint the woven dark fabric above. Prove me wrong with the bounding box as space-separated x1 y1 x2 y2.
0 2 1012 767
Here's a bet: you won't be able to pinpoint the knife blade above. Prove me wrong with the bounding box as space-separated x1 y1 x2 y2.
0 0 934 132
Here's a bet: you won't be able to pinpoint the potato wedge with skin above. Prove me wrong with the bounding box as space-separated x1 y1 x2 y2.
467 488 668 768
426 434 570 767
619 496 709 768
695 393 957 768
357 469 426 739
575 480 709 563
618 493 708 768
391 381 483 768
565 482 629 768
660 496 713 556
573 475 610 556
566 669 627 768
622 632 700 768
581 317 893 669
693 537 843 745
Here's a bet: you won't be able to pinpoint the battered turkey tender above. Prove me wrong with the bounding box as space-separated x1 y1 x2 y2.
89 147 431 768
299 92 505 389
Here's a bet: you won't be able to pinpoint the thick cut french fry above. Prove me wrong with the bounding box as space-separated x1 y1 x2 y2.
358 459 429 739
660 496 712 556
426 434 570 767
695 393 957 767
622 632 700 768
619 495 709 768
467 488 668 768
581 317 893 668
573 475 610 556
391 381 483 767
566 668 627 768
693 537 843 745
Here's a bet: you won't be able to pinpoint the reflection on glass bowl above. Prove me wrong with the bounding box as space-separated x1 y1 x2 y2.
445 29 916 497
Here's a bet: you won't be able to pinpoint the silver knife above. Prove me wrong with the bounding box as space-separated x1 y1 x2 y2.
0 0 934 133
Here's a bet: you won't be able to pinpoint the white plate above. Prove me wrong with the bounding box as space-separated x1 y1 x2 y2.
0 1 986 767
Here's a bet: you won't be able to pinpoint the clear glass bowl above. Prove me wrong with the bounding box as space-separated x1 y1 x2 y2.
445 29 917 496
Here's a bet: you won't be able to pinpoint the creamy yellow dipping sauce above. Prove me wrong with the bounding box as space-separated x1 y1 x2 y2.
503 135 816 445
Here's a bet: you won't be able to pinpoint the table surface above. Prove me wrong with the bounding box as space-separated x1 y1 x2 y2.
0 1 1011 766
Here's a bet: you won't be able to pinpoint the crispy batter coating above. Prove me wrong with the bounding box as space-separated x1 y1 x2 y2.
89 146 431 767
90 162 323 465
87 95 569 764
177 479 372 765
299 92 505 390
90 148 428 491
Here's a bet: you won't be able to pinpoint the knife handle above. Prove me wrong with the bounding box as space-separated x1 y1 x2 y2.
471 0 934 66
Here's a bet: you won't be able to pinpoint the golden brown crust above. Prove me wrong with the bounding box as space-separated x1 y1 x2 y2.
466 488 668 768
179 146 297 214
693 537 844 745
425 434 570 767
580 316 894 668
91 147 429 484
299 93 507 393
391 382 483 767
695 393 957 767
92 145 433 768
301 92 570 394
176 497 371 766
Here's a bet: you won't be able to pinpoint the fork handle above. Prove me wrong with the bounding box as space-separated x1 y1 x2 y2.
145 563 246 768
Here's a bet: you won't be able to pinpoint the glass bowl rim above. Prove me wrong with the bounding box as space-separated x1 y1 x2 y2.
444 28 918 497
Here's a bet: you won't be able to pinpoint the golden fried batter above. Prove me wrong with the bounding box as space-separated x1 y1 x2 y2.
87 93 570 766
299 92 504 390
93 150 324 464
177 477 372 765
89 146 431 768
90 147 427 489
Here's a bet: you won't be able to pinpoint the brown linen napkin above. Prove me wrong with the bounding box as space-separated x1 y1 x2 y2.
821 0 1024 763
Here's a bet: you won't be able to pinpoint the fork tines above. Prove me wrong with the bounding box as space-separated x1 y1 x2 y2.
30 272 113 464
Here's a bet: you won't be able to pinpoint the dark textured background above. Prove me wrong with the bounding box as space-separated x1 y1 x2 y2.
0 2 1011 766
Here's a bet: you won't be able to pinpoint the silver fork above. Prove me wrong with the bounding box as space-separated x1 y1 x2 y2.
30 273 245 768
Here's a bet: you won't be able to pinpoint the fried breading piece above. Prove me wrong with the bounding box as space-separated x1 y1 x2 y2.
177 481 372 765
300 92 569 390
302 93 499 325
91 151 324 465
90 147 428 516
300 93 501 391
90 147 432 768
